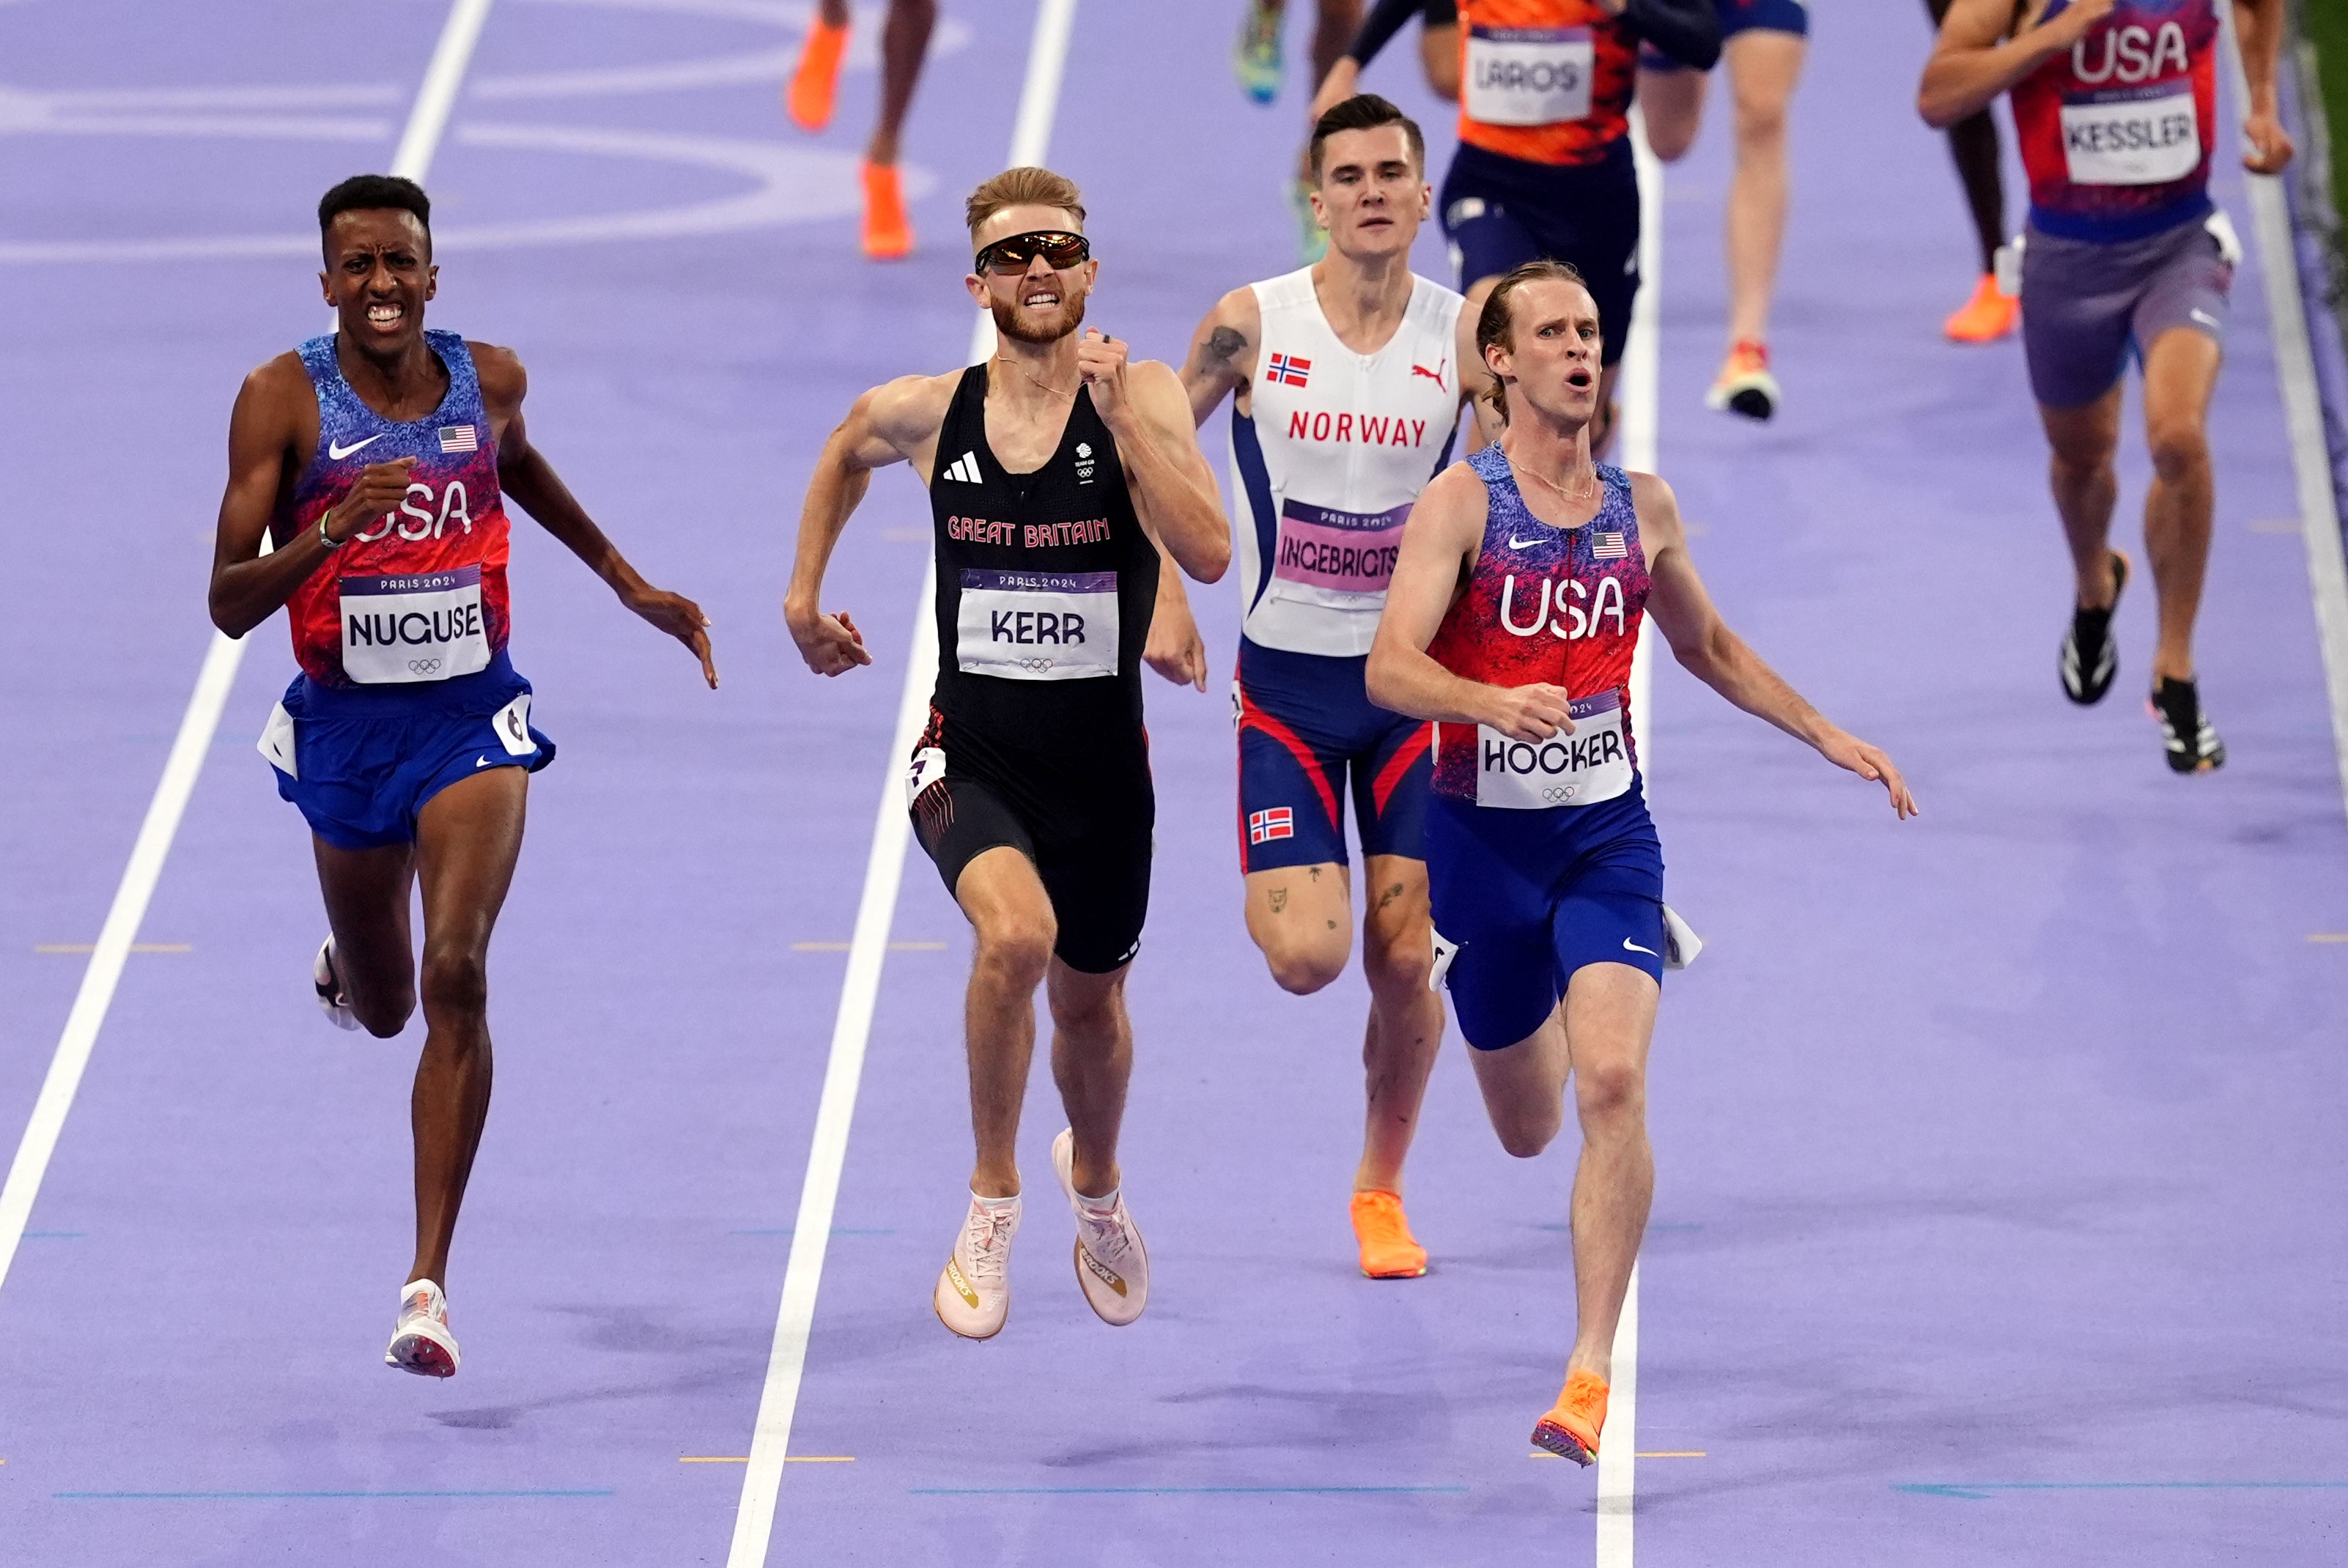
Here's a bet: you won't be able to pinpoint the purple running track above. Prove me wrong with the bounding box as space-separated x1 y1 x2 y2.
1 2 2343 1566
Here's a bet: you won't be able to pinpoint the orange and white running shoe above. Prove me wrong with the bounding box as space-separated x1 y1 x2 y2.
1532 1369 1609 1465
785 14 849 131
385 1279 459 1378
1943 273 2019 342
1349 1190 1428 1279
1704 339 1779 421
934 1192 1020 1339
1052 1129 1148 1326
862 160 913 259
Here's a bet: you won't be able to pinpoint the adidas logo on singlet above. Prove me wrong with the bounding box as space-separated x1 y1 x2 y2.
942 451 983 484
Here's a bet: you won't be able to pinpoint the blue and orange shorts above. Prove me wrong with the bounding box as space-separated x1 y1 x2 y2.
1235 636 1430 874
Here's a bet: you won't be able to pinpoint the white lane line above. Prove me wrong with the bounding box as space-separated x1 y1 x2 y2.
721 5 1079 1565
1598 108 1665 1568
0 0 498 1303
2222 12 2348 821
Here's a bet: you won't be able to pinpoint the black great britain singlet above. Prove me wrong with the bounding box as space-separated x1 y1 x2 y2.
928 364 1160 748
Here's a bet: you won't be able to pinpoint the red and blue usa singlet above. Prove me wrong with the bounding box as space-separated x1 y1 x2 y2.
277 330 512 689
1425 443 1649 808
2011 0 2218 243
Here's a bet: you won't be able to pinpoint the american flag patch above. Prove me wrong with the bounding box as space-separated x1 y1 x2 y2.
1590 531 1627 560
1247 807 1294 845
1267 352 1311 388
438 424 479 454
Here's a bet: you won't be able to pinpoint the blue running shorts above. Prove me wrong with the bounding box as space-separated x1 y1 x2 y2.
1425 780 1666 1051
1642 0 1807 68
259 649 556 851
1236 637 1432 873
1441 140 1639 369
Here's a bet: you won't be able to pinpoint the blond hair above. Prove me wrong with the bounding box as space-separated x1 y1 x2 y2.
964 166 1087 243
1476 259 1591 425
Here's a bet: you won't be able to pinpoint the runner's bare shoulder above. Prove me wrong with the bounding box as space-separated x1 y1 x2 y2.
232 350 320 464
467 341 525 418
859 370 961 459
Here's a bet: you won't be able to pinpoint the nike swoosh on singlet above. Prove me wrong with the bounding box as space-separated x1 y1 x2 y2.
328 434 384 459
1508 535 1543 550
1623 939 1658 956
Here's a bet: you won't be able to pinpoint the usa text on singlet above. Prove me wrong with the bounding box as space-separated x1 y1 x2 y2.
928 364 1160 742
2010 0 2219 242
1424 445 1650 808
1233 267 1466 657
278 330 514 689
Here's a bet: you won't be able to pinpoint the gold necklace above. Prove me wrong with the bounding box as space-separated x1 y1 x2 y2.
992 355 1077 400
1507 452 1600 507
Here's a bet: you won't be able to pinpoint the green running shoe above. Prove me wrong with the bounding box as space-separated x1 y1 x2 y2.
1235 1 1282 104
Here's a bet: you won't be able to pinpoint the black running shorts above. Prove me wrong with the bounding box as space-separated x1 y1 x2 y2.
907 708 1153 974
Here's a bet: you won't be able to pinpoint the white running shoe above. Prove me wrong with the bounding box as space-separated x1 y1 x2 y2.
934 1193 1020 1339
313 936 358 1031
385 1279 460 1377
1052 1129 1148 1327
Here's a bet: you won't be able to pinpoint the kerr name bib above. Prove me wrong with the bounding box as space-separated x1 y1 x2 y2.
339 564 490 684
1269 498 1408 608
2061 81 2199 185
1469 689 1632 809
956 567 1119 681
1465 26 1593 127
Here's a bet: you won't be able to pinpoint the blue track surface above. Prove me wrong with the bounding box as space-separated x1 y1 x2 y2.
2 2 2344 1564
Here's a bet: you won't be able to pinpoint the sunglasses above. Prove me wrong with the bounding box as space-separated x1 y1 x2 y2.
974 230 1091 275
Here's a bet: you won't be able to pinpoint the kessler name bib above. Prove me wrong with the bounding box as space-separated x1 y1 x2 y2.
2061 81 2199 185
956 567 1119 681
1465 26 1593 127
1469 689 1632 809
339 565 491 684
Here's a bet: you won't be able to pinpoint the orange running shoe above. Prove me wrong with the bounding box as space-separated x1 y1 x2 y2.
786 15 849 131
1703 339 1778 421
1943 273 2019 343
1349 1190 1428 1279
863 160 913 259
1532 1369 1609 1465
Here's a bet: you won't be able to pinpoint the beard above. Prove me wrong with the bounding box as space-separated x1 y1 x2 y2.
991 289 1087 344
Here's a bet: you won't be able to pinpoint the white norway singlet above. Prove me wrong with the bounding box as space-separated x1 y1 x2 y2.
1232 267 1467 657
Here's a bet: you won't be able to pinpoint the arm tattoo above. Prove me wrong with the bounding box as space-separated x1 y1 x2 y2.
1204 325 1247 367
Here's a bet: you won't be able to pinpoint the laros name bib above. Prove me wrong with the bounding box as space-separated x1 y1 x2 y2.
1465 26 1593 127
339 564 490 684
956 567 1119 681
1269 498 1409 609
1471 688 1632 809
2061 81 2199 185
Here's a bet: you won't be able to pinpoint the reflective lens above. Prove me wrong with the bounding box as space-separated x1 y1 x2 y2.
975 230 1090 275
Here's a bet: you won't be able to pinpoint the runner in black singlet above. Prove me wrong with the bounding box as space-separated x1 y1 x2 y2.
785 167 1229 1342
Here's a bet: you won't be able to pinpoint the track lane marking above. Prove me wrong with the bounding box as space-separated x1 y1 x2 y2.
0 0 498 1306
722 4 1080 1564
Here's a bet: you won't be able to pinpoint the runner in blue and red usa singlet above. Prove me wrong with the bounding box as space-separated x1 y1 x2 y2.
1368 260 1914 1469
1920 0 2295 774
208 175 715 1380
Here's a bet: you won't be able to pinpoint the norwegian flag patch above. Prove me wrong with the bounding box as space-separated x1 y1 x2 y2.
438 424 479 454
1248 807 1294 845
1590 531 1627 561
1266 352 1311 388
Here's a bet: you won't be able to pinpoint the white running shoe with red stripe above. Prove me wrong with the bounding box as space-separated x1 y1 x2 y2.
385 1279 460 1377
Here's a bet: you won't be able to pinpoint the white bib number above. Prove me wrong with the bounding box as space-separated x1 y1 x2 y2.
340 565 490 684
1464 26 1593 127
1472 689 1632 810
2061 82 2199 186
956 568 1119 681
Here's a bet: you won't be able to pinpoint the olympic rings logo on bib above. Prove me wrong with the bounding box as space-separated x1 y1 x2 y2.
1472 690 1634 810
408 657 444 676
